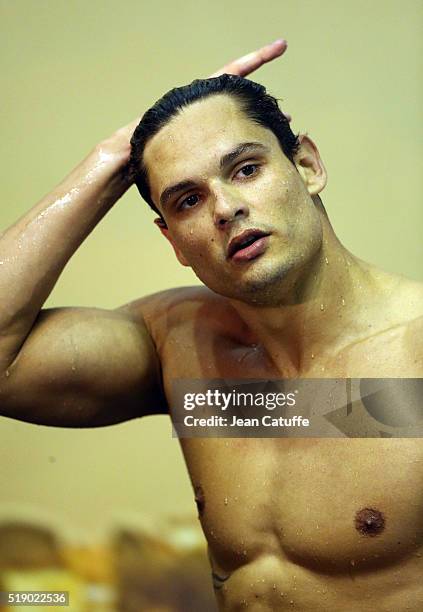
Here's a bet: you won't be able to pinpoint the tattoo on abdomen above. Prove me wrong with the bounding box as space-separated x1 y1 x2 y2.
212 571 230 590
194 485 205 516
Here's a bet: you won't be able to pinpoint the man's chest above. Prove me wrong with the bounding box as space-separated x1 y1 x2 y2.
181 438 423 574
156 320 423 573
157 313 419 383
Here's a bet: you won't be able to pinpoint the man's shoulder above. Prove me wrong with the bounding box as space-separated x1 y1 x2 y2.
379 272 423 372
390 274 423 325
370 266 423 323
392 272 423 299
116 285 235 335
402 311 423 370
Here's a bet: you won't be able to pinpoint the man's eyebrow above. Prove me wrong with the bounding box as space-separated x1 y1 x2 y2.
159 142 269 208
160 180 198 208
219 141 270 169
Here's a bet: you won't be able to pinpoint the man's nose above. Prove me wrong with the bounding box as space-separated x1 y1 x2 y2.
212 190 249 230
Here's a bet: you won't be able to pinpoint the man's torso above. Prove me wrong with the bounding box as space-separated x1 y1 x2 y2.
131 276 423 611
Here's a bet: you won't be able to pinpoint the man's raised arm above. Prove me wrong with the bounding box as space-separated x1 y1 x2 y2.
0 40 287 428
0 125 163 427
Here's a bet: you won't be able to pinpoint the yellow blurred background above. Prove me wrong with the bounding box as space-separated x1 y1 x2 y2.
0 0 422 607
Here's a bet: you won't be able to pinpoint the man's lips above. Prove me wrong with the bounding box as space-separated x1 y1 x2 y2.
227 229 271 261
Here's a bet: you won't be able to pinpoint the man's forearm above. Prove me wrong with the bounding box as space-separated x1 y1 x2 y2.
0 136 132 370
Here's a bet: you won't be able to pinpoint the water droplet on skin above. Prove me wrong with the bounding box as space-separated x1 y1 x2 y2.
311 353 315 359
224 497 228 505
325 257 329 265
320 303 324 311
71 366 76 372
243 549 247 556
5 370 10 378
341 298 346 306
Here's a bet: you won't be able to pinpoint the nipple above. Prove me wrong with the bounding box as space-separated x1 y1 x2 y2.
355 507 385 537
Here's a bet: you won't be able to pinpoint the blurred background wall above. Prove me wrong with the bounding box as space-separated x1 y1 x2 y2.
0 0 422 543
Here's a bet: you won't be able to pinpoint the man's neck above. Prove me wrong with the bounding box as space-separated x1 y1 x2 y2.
229 235 381 375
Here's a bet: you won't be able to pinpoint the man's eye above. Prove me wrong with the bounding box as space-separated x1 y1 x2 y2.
236 164 259 178
179 194 200 210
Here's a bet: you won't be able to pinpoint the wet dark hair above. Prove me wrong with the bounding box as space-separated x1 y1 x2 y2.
129 74 300 217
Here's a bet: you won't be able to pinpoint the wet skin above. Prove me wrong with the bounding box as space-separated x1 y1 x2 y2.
131 284 423 612
2 87 422 611
124 95 423 610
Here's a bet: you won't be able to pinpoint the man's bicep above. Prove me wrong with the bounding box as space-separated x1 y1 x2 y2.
0 306 166 427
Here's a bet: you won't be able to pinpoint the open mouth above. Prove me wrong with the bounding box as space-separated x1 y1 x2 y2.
227 229 270 262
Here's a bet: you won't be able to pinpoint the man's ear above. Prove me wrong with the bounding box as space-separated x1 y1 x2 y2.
294 134 327 195
153 218 191 267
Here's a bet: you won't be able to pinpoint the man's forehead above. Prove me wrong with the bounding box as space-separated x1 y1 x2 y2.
143 94 274 205
146 94 248 158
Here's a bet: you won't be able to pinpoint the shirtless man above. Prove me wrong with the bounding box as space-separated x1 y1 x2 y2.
0 40 422 611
